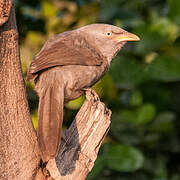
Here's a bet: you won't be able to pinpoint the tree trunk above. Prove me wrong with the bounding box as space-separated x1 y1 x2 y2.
0 2 40 180
0 2 111 180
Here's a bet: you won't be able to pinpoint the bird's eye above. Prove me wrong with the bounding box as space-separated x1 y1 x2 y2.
106 32 112 36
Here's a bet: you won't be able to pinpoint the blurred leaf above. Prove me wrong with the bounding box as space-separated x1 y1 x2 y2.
153 157 168 179
146 56 180 82
120 109 135 123
119 103 156 125
42 1 57 17
135 103 156 125
170 174 180 180
77 3 99 26
110 57 147 89
65 95 85 110
150 112 176 133
100 0 120 22
143 156 167 179
134 24 167 55
130 90 143 107
119 91 132 106
26 31 44 46
106 144 144 172
150 16 179 42
45 17 61 35
111 112 141 144
145 52 158 64
168 0 180 25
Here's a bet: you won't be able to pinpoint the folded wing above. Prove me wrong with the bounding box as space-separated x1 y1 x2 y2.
27 33 103 81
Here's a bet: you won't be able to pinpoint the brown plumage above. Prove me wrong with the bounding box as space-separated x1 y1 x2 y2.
27 24 139 162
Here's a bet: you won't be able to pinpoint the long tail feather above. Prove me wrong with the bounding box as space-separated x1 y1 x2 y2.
37 82 64 162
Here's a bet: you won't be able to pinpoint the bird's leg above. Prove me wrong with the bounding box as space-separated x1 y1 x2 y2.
83 88 100 102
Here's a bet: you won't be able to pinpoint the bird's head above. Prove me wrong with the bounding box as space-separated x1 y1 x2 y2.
77 24 140 63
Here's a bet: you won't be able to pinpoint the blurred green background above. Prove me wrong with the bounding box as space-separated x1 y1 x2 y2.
16 0 180 179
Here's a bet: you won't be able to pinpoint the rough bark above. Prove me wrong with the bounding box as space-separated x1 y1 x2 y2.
46 89 111 180
0 0 12 26
0 3 40 180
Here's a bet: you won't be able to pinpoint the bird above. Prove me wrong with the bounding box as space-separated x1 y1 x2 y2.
27 24 140 162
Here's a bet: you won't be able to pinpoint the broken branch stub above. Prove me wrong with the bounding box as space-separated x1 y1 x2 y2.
47 88 111 180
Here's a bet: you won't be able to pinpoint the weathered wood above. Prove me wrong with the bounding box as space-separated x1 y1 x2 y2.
0 3 40 180
46 89 111 180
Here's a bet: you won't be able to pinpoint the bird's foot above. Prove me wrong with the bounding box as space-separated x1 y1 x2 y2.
83 88 100 102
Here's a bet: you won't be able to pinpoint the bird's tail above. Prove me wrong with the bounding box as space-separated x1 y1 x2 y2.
37 82 64 162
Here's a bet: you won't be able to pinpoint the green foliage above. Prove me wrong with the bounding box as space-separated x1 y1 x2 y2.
16 0 180 179
146 55 180 82
65 95 85 110
106 144 144 172
130 90 143 107
110 57 147 89
149 112 176 133
135 103 156 125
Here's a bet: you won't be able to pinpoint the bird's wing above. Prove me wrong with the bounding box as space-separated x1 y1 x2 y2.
27 34 103 81
37 81 64 162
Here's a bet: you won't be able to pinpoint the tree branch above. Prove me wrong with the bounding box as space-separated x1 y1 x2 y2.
46 89 111 180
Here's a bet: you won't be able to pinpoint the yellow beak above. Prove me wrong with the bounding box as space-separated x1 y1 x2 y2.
114 32 140 42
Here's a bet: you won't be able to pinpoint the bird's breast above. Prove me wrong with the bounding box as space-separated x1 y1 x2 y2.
61 64 109 102
35 62 109 104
